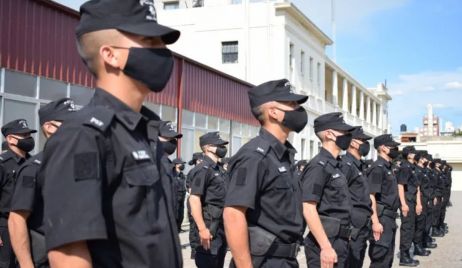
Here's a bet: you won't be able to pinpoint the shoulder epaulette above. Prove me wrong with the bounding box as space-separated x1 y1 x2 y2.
318 160 326 167
33 159 42 165
82 106 115 132
0 152 12 162
202 165 209 169
254 140 270 156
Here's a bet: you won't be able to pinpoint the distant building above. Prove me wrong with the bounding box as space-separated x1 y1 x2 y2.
420 104 440 136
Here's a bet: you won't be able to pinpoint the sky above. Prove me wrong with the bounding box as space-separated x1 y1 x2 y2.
55 0 462 134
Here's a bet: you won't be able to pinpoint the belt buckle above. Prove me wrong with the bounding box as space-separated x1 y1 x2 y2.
291 244 300 257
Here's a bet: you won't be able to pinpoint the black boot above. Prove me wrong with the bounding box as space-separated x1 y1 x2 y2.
414 244 431 256
432 227 444 237
400 251 419 267
423 241 437 249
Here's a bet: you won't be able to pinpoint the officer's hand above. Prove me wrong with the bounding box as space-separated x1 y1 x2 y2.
372 222 383 241
320 246 337 268
0 235 3 247
416 204 423 215
199 228 213 250
433 198 438 205
401 204 409 217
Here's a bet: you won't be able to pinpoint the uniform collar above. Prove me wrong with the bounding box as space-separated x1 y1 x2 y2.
344 152 362 169
377 155 391 168
259 128 296 161
202 155 218 169
2 150 28 164
319 147 340 167
91 89 160 131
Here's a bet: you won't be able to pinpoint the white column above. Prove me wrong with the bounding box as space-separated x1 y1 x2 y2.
351 85 357 117
332 70 338 106
342 78 348 112
379 103 384 130
372 101 377 126
359 91 365 120
366 96 371 123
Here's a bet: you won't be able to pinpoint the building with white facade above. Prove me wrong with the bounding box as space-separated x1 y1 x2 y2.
156 0 391 160
420 104 440 136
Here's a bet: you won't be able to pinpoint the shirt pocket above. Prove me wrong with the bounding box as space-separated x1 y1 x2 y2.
329 174 348 203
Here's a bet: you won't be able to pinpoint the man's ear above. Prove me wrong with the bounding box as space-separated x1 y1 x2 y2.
6 135 16 145
100 45 123 69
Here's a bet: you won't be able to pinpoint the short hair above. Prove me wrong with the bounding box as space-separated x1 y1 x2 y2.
315 131 325 141
251 105 265 124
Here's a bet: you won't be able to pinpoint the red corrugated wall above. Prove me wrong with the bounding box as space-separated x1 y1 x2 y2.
0 0 258 126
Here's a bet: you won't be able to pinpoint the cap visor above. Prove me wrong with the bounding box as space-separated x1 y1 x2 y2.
117 23 180 44
332 123 355 132
274 94 308 104
353 133 372 140
386 141 400 147
215 140 229 146
14 128 37 134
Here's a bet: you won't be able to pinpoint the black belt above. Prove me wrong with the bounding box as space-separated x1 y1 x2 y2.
338 225 352 240
267 242 300 259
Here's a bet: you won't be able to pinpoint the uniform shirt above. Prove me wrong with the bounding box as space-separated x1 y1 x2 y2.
367 156 399 211
174 171 187 193
190 155 226 207
302 148 351 225
225 128 304 244
396 160 419 196
415 166 431 200
41 89 182 268
433 169 444 197
0 150 30 224
340 152 372 227
186 164 203 190
10 153 44 233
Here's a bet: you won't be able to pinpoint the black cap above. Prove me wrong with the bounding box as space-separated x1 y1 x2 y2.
188 152 203 166
76 0 180 44
39 98 78 125
159 121 182 139
373 134 400 149
313 112 354 133
350 126 372 140
1 119 37 137
427 154 433 161
199 131 228 147
248 79 308 110
172 158 186 165
402 146 416 158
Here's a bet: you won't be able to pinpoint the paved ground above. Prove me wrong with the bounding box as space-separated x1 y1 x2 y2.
179 191 461 267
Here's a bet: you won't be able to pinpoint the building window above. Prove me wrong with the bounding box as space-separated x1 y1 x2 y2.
289 43 294 70
309 57 314 81
164 1 179 10
309 140 314 159
300 51 305 76
301 138 306 158
222 41 239 64
317 62 321 87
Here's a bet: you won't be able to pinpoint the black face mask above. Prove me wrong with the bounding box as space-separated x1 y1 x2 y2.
387 147 400 159
279 107 308 133
179 165 185 171
429 162 435 169
359 141 370 157
215 146 228 158
423 161 428 168
122 47 174 92
161 139 177 155
335 133 352 150
15 136 35 153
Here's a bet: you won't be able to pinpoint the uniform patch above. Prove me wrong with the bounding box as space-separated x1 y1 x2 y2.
372 174 381 184
278 166 287 173
235 168 247 186
194 177 202 187
74 152 99 181
313 183 323 196
132 150 150 160
22 176 35 188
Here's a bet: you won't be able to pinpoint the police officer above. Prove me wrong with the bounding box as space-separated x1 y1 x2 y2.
431 159 445 237
187 152 204 259
8 98 77 268
302 112 354 268
190 132 229 268
40 0 182 267
418 152 437 249
339 126 372 267
224 79 307 267
0 119 36 268
397 146 421 266
367 134 401 268
438 161 451 235
172 158 187 232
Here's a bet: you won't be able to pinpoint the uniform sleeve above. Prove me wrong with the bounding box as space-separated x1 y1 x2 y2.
42 126 107 250
396 166 411 185
301 164 327 203
368 167 383 194
225 153 262 210
10 164 36 212
190 167 208 197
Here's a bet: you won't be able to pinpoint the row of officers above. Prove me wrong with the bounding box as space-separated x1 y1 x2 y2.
0 1 452 267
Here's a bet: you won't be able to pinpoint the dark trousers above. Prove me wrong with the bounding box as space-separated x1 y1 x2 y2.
369 214 397 268
304 232 349 268
187 197 199 254
176 192 186 230
425 198 433 235
414 197 427 246
195 227 227 268
439 192 449 227
399 200 416 252
348 222 370 268
0 225 16 268
230 256 299 268
432 196 442 227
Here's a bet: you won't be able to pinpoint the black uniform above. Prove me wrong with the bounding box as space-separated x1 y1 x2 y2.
432 168 444 234
367 156 399 268
302 148 351 268
41 89 182 268
190 155 227 268
226 128 303 268
340 152 371 267
422 166 435 244
413 165 429 249
397 160 419 254
10 153 48 267
174 169 187 231
187 162 204 256
0 150 30 268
